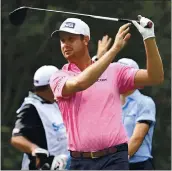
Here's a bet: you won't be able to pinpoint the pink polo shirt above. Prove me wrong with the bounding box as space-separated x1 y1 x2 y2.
50 62 138 152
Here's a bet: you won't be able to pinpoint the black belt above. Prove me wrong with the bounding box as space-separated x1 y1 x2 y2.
70 143 128 159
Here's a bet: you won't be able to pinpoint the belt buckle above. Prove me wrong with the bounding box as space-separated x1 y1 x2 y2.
91 152 97 159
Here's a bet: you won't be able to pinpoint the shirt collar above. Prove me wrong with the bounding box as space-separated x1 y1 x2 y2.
127 90 141 100
122 90 141 109
62 60 94 73
62 63 81 73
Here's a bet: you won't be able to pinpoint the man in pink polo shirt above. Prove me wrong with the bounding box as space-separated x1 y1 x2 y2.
50 16 164 170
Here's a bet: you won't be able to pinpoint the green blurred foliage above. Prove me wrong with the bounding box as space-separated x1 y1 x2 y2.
1 0 171 169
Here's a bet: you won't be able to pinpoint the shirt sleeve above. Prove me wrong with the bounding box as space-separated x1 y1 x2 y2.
115 63 139 94
12 104 40 137
136 97 156 123
50 70 72 99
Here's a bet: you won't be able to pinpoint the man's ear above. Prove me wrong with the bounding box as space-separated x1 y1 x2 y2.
83 36 89 46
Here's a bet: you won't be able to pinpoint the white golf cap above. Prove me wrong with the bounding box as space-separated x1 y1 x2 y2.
51 18 90 39
33 65 58 87
117 58 139 69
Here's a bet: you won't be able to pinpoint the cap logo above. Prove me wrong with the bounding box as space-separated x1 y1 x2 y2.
63 22 75 29
34 80 39 83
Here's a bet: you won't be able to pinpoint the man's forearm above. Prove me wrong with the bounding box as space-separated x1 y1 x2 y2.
11 136 38 154
128 136 143 157
144 38 164 83
75 48 119 90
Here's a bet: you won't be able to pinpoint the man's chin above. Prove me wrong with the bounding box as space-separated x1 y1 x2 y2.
64 54 73 60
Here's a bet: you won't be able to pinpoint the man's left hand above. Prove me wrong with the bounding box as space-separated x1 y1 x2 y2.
132 15 155 40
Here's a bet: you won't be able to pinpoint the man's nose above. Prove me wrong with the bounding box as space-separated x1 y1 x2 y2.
62 41 70 48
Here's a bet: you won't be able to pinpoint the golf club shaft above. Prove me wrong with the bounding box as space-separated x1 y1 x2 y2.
9 6 152 28
16 6 134 22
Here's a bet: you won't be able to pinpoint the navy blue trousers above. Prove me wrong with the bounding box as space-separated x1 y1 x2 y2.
129 158 154 170
69 150 129 170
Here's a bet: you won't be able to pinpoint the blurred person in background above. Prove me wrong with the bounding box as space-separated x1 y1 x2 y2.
118 58 156 170
11 65 70 170
49 15 163 170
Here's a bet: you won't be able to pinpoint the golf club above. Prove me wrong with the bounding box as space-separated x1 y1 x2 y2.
9 6 152 28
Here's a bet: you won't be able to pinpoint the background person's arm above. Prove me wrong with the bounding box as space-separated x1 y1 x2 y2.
128 123 149 157
96 35 112 59
11 136 38 154
11 104 47 155
11 103 49 168
128 96 156 158
11 136 51 169
92 35 112 62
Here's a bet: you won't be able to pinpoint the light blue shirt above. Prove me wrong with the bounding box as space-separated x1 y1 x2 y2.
122 90 156 163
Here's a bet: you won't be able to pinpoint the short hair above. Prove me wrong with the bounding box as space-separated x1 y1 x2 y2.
32 85 50 92
80 34 85 40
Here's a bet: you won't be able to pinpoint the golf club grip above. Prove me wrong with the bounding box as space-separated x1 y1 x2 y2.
118 19 152 28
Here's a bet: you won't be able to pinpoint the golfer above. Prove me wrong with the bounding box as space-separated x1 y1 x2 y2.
50 16 163 170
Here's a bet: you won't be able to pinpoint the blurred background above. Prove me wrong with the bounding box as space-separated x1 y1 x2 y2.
1 0 171 169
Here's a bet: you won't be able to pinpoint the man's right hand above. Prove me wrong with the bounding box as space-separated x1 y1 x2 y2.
32 147 49 169
112 23 131 53
32 147 49 157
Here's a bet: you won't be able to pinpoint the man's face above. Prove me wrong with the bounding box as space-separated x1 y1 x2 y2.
46 86 55 103
59 32 87 60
